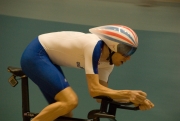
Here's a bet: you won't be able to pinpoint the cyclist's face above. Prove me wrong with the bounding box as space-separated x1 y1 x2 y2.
112 52 131 66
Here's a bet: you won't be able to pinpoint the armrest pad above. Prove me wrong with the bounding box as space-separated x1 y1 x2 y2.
93 96 113 102
93 96 132 105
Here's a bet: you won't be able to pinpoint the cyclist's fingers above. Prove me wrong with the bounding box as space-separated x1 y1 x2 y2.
136 91 147 97
139 105 148 110
130 94 146 104
141 100 154 110
145 99 155 108
133 99 154 110
130 98 144 104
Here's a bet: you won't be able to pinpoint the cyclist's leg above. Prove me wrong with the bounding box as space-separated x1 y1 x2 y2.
54 65 74 118
39 88 74 118
38 65 75 118
21 37 78 121
33 87 78 121
38 65 70 105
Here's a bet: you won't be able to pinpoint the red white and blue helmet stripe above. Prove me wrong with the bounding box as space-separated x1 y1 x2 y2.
89 25 138 56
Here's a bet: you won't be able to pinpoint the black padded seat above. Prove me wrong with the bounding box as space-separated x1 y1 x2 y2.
8 66 25 77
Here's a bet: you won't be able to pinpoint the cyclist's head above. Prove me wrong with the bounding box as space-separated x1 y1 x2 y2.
89 24 138 57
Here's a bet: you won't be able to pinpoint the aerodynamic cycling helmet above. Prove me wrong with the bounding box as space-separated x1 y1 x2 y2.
89 24 138 57
89 24 138 65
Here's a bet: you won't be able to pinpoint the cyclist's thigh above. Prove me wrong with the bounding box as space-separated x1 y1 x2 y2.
21 37 70 103
55 87 78 103
39 65 70 104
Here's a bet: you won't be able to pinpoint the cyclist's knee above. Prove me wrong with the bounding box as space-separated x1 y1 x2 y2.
55 87 78 110
63 97 78 111
70 96 78 108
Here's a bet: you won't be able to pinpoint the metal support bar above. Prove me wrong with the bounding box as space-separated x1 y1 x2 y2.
99 100 108 113
21 76 31 121
108 104 117 116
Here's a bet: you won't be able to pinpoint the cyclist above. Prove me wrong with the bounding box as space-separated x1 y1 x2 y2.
20 25 154 121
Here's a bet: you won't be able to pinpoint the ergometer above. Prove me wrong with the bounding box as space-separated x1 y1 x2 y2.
7 66 139 121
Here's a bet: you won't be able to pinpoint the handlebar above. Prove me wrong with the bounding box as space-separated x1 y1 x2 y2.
88 96 139 121
94 96 139 110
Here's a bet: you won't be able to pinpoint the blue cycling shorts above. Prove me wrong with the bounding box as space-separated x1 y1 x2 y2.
20 37 69 104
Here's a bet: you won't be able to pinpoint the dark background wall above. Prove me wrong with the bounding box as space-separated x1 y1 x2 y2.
0 0 180 121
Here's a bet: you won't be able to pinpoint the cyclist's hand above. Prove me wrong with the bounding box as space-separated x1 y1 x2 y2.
134 99 154 110
128 90 147 104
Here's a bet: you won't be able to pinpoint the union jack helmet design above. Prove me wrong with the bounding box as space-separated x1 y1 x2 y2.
89 25 138 56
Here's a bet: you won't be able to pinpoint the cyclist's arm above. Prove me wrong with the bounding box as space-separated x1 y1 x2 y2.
99 79 131 103
86 74 147 104
86 74 131 100
95 80 108 103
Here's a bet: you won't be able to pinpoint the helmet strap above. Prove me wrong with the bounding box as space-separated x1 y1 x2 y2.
106 48 115 65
